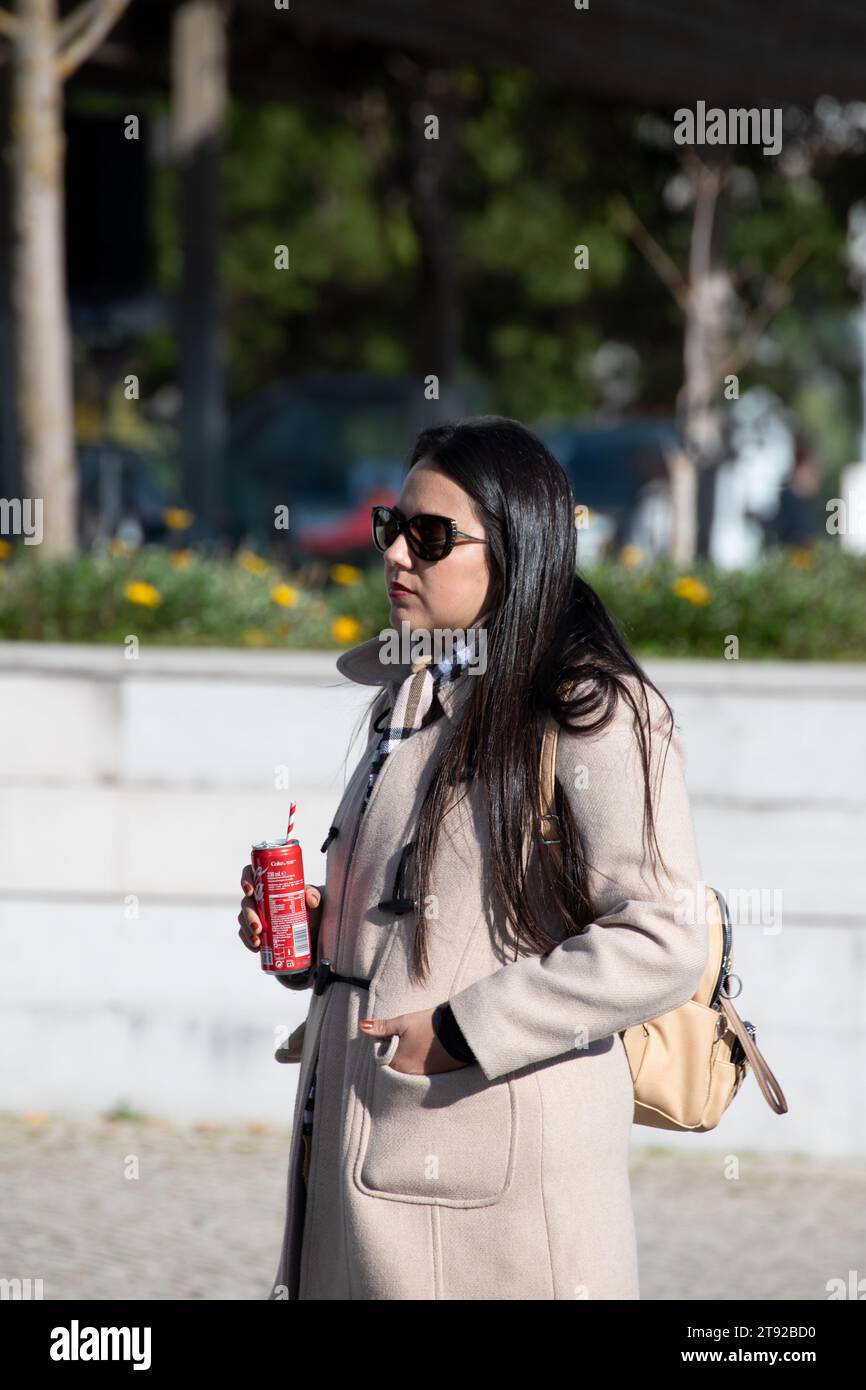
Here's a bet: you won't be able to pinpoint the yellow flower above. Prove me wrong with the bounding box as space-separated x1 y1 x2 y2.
163 507 194 531
619 544 644 568
788 546 814 569
22 1111 50 1126
0 538 12 559
332 615 361 643
271 583 298 607
107 537 131 556
673 576 711 606
329 563 363 586
237 549 270 575
124 580 162 608
170 549 193 568
242 629 269 646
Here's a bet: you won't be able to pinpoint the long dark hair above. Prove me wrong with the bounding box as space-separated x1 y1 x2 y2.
384 415 677 985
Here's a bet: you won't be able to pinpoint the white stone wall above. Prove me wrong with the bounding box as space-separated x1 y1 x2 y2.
0 643 863 1154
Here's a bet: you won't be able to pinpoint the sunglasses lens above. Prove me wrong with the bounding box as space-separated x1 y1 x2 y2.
372 508 451 559
409 515 449 559
372 509 398 552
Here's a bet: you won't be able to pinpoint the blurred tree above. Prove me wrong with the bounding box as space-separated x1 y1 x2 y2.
0 0 132 557
615 151 811 563
171 0 230 541
142 65 862 539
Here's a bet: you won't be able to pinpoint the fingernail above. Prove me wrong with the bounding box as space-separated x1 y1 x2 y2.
359 1020 372 1028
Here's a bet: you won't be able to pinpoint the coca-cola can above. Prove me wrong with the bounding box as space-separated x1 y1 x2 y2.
251 836 312 982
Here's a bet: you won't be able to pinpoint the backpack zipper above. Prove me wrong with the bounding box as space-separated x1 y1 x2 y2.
709 887 733 1009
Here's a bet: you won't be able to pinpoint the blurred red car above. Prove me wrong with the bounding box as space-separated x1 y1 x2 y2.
298 489 397 556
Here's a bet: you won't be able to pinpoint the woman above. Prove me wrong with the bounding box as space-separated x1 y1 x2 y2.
238 416 708 1300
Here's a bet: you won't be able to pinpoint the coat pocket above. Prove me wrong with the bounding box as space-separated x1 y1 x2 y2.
353 1041 518 1207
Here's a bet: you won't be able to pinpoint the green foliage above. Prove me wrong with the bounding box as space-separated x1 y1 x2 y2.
118 73 864 488
588 544 866 660
0 544 863 659
218 99 417 396
102 1100 147 1123
0 546 390 649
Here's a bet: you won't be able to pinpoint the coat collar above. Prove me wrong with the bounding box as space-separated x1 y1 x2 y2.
335 633 477 724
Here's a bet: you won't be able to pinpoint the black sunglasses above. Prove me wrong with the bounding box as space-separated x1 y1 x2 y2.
371 504 488 562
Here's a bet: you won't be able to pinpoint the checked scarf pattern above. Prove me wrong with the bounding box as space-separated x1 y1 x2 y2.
360 634 476 814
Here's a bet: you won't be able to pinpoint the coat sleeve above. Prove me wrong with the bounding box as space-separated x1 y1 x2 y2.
447 683 709 1083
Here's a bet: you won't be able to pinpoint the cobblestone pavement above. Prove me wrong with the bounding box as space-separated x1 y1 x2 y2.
1 1112 863 1301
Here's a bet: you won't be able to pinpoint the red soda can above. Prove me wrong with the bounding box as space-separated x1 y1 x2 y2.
251 836 312 982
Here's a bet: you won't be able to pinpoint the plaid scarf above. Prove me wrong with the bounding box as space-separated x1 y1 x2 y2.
361 633 475 813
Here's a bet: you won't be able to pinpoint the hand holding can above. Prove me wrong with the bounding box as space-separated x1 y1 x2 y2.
249 837 312 979
238 870 324 965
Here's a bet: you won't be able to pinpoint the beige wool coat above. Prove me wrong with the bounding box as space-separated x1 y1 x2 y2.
269 635 708 1301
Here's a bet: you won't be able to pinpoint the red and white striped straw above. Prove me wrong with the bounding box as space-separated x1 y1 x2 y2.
286 801 296 840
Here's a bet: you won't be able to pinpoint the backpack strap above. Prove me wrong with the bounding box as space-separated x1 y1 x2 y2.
538 713 561 860
719 996 789 1114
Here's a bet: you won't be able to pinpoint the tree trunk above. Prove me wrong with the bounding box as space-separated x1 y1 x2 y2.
406 64 463 423
172 0 229 543
673 158 733 565
0 58 21 501
12 0 78 557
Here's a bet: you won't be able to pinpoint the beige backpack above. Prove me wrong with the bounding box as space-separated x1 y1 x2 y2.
539 714 788 1131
